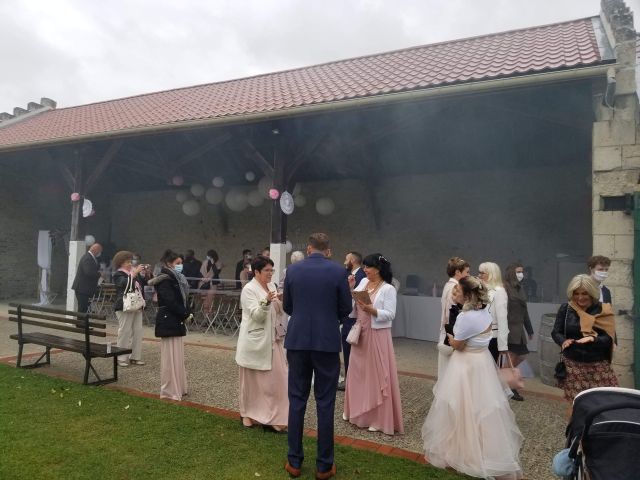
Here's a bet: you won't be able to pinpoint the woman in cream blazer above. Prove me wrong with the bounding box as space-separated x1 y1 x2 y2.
235 256 288 430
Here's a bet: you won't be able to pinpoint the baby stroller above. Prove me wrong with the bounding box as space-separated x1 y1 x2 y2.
559 387 640 479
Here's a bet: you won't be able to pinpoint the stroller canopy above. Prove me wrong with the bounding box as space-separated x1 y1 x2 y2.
567 387 640 480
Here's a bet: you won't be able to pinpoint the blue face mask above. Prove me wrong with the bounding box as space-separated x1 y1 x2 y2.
174 264 184 274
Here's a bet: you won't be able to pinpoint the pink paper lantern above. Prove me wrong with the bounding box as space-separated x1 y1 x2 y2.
172 175 184 186
269 188 280 200
70 192 81 202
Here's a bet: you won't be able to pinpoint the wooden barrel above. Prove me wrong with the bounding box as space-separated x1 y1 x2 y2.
538 313 561 386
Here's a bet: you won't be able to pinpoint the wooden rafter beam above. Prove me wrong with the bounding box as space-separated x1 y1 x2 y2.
114 159 170 182
241 139 274 178
84 140 124 194
56 160 76 191
287 131 330 185
174 133 231 170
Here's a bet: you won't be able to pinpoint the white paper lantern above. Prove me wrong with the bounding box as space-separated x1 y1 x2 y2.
82 198 93 218
225 189 248 212
258 176 273 197
292 183 302 195
182 199 200 216
285 240 293 253
245 171 256 182
247 189 265 207
315 197 335 216
294 194 307 207
176 191 189 203
190 184 205 197
212 176 225 188
84 235 96 247
205 188 224 205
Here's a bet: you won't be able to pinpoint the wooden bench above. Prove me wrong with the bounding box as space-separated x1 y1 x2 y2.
8 303 132 385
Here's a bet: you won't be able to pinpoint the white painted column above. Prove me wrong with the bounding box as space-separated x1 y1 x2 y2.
270 242 287 286
66 240 86 311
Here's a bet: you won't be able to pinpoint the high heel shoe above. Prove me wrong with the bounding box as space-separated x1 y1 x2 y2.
240 417 253 428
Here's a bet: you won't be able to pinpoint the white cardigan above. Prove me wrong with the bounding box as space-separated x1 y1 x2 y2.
487 286 509 351
235 278 274 371
354 279 396 329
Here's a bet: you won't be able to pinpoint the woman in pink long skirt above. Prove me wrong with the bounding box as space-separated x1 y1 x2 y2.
343 253 403 435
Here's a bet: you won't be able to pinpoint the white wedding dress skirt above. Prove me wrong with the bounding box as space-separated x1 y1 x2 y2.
422 341 523 479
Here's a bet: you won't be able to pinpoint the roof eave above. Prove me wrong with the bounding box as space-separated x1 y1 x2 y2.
0 63 614 155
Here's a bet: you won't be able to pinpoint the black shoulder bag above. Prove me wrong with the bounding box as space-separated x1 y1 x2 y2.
554 306 569 380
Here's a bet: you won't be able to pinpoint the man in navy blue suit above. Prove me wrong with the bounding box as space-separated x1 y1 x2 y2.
337 251 366 391
283 233 352 479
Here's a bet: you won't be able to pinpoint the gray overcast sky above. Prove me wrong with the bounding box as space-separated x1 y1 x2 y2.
1 0 639 110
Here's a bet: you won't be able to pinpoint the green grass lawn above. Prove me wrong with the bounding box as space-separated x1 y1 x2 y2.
0 363 463 479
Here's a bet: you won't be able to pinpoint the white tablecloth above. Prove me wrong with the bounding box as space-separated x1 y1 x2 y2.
392 295 559 352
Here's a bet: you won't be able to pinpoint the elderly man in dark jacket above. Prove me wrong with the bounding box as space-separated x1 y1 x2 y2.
71 243 103 313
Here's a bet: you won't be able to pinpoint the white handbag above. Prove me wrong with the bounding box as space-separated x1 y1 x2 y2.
122 274 145 312
346 322 362 345
436 326 453 356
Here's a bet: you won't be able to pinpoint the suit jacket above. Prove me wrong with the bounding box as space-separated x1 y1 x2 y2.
71 252 101 297
346 267 367 319
284 253 352 352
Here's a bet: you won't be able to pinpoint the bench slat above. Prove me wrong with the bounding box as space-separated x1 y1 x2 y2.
9 333 130 357
9 310 106 329
9 317 107 338
9 302 106 321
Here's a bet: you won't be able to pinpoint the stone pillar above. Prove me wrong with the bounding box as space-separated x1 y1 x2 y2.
593 0 638 387
66 240 86 311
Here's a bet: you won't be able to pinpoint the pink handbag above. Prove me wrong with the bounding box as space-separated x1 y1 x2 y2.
497 353 524 390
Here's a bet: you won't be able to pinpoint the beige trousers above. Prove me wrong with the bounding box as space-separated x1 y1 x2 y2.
115 309 144 362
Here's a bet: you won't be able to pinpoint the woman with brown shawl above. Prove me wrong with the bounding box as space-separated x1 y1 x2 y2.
551 274 617 402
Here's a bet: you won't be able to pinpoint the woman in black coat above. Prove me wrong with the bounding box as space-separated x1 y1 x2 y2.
149 249 191 400
551 274 617 403
504 263 534 401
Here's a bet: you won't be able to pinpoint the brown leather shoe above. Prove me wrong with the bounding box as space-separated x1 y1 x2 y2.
315 464 337 479
284 461 302 478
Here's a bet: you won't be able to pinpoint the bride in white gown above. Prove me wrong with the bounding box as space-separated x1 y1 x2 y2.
422 277 523 480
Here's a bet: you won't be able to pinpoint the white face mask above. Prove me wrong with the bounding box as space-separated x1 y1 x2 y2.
515 272 524 282
593 271 609 282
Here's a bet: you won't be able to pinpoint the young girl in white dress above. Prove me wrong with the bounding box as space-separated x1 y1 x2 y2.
422 276 523 480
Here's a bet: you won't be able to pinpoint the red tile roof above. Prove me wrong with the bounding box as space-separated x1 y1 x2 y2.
0 17 607 150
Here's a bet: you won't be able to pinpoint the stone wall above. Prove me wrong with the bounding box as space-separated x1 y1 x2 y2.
109 162 591 302
593 0 638 387
0 160 69 300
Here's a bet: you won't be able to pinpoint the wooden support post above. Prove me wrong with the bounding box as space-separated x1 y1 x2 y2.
69 157 83 241
271 136 287 244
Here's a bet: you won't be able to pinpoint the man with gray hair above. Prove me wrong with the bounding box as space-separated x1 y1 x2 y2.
71 242 103 313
